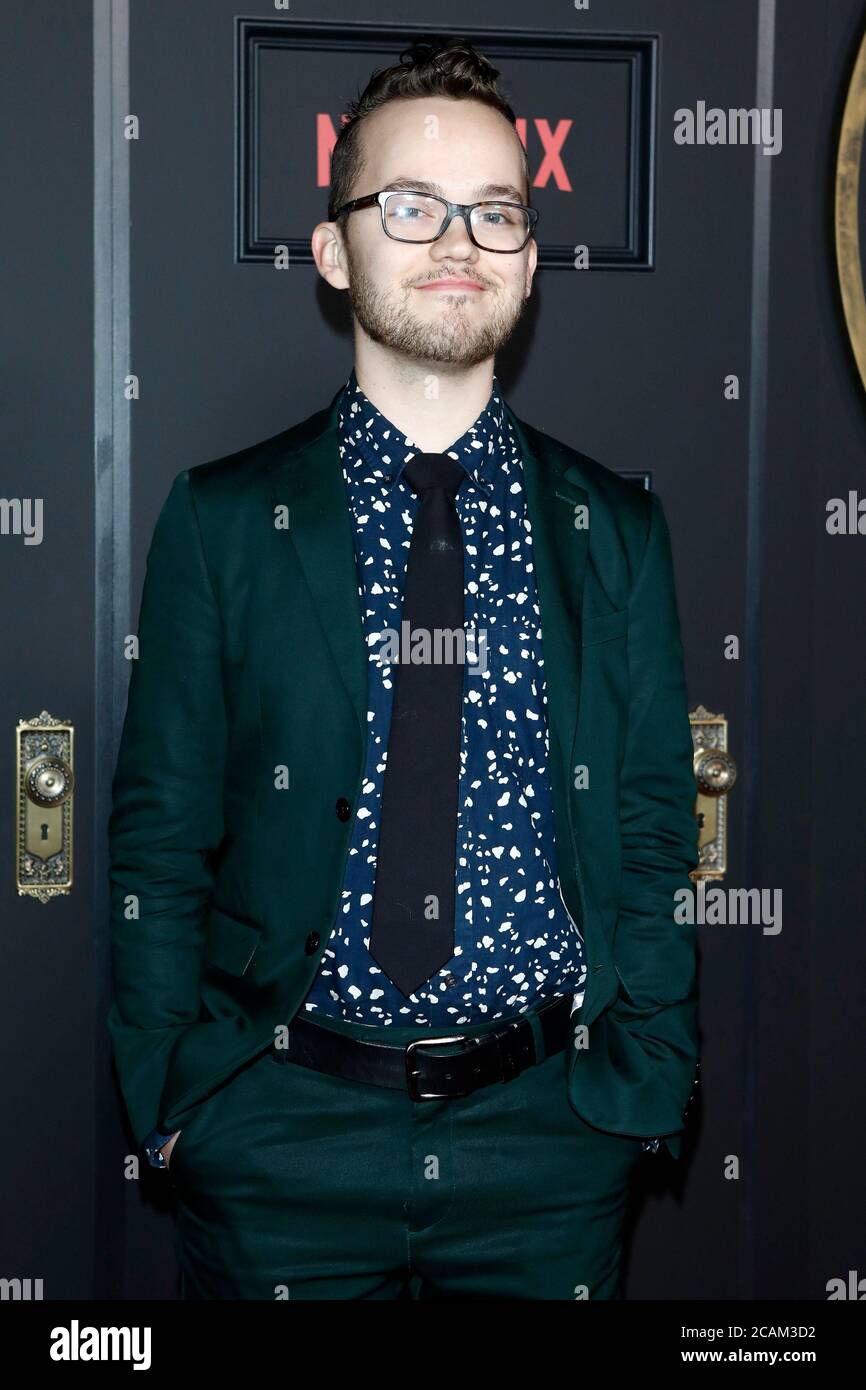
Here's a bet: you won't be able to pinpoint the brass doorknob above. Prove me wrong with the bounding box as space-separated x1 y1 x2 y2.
17 711 74 901
693 747 737 797
25 755 74 808
689 706 736 880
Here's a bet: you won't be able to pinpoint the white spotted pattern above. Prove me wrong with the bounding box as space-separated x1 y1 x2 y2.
303 370 587 1025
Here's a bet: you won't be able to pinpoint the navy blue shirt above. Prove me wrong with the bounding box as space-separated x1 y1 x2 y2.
302 369 587 1026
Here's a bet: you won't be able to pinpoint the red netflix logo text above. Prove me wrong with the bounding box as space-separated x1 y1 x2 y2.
315 115 573 191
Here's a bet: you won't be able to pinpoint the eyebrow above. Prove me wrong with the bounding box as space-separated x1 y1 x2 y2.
383 176 527 203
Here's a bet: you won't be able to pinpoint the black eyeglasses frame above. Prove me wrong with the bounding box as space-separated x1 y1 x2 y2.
332 188 539 253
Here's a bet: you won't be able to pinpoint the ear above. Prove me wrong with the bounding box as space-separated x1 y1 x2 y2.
524 235 538 298
311 221 350 291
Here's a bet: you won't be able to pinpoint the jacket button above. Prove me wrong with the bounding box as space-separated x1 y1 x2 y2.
335 797 351 821
304 931 320 955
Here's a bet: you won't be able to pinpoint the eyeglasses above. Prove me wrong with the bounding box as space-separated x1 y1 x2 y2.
333 188 539 253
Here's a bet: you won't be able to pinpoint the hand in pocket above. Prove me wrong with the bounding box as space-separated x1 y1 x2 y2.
161 1130 182 1169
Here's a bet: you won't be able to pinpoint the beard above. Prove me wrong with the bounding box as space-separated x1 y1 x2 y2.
343 244 529 367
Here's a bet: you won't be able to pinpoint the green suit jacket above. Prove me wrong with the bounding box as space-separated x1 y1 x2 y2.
107 385 701 1162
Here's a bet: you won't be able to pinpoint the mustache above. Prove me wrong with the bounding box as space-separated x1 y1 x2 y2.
410 269 491 289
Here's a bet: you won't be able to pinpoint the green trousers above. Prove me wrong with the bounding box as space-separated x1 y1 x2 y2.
169 1003 643 1300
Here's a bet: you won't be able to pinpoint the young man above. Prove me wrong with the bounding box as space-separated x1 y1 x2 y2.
108 36 700 1300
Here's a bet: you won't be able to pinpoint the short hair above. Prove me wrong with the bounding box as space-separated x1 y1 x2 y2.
328 35 532 222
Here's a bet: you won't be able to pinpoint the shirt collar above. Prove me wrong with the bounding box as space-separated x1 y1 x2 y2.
337 367 508 493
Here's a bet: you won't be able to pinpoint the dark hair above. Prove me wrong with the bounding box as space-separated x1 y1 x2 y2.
328 35 531 222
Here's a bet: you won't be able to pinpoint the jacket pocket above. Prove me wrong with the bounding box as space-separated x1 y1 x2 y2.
581 608 628 647
203 904 261 977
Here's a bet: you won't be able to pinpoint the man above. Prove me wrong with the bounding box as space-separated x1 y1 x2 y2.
108 35 700 1300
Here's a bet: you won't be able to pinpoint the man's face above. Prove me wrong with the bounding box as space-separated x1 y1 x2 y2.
335 96 537 368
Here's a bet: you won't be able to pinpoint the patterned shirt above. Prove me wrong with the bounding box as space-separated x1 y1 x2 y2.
302 368 587 1026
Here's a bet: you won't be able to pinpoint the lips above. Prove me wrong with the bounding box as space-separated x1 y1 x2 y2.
417 279 484 291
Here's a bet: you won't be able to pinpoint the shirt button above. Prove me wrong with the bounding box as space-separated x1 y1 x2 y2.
304 931 320 955
335 797 351 821
442 974 457 988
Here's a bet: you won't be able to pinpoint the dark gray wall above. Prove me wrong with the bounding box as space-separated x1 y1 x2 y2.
0 2 95 1300
796 0 866 1299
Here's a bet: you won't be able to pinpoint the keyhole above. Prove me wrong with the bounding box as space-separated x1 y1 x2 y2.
40 823 49 841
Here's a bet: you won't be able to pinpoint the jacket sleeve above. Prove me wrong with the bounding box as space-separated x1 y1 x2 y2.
611 489 701 1154
107 470 227 1148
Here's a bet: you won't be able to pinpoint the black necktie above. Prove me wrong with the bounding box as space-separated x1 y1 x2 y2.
369 452 467 997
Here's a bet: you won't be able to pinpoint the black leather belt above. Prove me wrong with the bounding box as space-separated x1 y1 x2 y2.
272 992 575 1101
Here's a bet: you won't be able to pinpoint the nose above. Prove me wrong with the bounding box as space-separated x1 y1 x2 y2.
430 210 478 260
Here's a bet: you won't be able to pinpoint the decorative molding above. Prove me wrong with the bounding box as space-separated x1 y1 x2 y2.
835 19 866 398
236 18 657 271
93 0 131 1299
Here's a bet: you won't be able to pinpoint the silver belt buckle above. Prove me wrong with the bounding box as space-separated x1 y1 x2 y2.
405 1034 472 1101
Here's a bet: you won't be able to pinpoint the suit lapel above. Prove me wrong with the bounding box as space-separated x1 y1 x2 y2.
506 408 590 786
266 391 591 779
268 387 368 733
